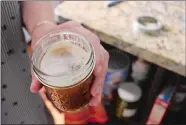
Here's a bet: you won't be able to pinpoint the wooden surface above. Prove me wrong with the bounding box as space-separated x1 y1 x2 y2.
56 1 185 76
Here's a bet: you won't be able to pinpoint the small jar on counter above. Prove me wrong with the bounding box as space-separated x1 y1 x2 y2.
116 82 142 119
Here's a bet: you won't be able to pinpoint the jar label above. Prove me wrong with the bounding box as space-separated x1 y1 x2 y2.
103 71 122 98
103 69 128 98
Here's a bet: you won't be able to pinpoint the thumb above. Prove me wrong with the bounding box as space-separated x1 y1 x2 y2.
30 74 42 93
28 43 42 93
39 88 65 124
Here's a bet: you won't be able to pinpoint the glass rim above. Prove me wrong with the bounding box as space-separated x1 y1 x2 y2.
31 29 95 77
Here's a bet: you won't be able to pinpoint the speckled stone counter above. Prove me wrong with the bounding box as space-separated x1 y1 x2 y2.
56 1 186 76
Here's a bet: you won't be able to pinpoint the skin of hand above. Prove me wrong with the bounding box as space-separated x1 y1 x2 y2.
30 21 109 106
39 87 65 124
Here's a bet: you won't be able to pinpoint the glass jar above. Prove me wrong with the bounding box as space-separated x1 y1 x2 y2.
116 82 142 119
31 30 95 112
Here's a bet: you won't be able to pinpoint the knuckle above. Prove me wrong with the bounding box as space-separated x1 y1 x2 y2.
104 50 109 60
94 34 100 42
100 46 108 57
105 51 109 57
91 33 100 43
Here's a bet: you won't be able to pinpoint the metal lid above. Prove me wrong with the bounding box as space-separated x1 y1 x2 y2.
133 16 162 34
118 82 142 102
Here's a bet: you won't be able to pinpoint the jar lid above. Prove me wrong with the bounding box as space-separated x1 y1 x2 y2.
118 82 142 102
133 16 162 34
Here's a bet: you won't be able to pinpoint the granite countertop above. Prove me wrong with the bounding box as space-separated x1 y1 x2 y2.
56 1 186 76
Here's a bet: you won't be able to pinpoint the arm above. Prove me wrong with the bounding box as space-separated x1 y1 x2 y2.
22 1 57 92
22 1 109 108
22 1 56 41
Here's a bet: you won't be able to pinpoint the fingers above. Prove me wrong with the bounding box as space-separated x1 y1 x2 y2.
59 21 101 69
91 52 104 96
39 87 60 116
72 25 101 54
90 46 109 106
39 87 65 124
89 75 105 106
93 47 103 76
30 74 42 93
71 25 102 76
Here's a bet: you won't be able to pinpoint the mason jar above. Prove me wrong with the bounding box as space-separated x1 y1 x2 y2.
116 82 142 119
31 30 95 112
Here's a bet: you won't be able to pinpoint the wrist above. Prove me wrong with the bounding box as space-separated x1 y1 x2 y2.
31 22 57 48
31 21 56 35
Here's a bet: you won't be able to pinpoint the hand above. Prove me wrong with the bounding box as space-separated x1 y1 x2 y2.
30 21 109 106
39 87 65 124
